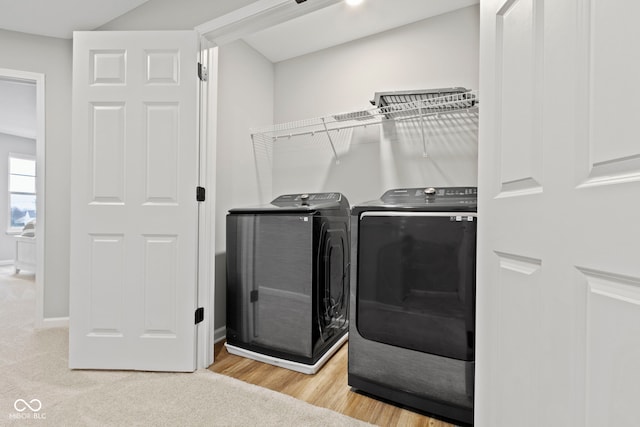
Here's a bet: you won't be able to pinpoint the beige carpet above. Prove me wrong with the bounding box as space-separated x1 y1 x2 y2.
0 268 370 426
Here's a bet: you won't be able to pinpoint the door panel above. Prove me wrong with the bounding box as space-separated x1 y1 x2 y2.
494 252 541 426
496 0 544 196
70 31 199 372
580 268 640 427
88 234 125 336
145 103 180 203
578 0 640 187
479 0 640 425
589 1 640 166
142 235 178 337
90 103 125 203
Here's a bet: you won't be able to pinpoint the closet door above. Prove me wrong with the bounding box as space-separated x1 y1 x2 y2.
69 31 200 372
477 0 640 425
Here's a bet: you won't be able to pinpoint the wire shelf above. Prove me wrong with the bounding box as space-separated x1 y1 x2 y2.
250 90 479 162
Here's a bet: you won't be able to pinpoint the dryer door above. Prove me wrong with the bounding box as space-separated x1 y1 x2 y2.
356 212 477 361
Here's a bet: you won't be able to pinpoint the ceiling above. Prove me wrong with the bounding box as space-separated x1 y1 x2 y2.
0 0 479 59
0 0 149 39
242 0 479 63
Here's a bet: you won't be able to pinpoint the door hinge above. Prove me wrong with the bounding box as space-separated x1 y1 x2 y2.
250 290 259 303
195 307 204 325
198 62 208 81
196 186 206 202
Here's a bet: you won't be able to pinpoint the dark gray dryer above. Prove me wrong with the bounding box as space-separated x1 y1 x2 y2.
226 192 350 374
349 187 477 426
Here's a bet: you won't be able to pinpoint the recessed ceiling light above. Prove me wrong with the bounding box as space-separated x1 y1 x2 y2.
345 0 364 6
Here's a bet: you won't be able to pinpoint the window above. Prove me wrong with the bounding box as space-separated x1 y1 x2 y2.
8 154 36 232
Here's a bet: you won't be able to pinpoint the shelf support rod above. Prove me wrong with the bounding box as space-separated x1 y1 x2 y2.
419 106 428 157
321 118 340 164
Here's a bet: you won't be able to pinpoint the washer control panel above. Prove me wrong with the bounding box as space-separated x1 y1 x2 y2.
271 192 343 206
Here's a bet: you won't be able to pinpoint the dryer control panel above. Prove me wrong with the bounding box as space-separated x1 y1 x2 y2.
380 187 477 205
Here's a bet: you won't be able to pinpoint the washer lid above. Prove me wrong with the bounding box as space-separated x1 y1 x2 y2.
352 187 477 214
228 192 349 214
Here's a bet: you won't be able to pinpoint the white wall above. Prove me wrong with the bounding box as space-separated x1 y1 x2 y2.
271 5 480 205
0 133 36 261
0 30 72 319
214 40 274 329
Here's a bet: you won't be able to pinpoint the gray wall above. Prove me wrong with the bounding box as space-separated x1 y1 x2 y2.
215 40 275 330
274 6 479 123
0 29 72 319
0 133 36 261
0 79 36 138
271 5 480 204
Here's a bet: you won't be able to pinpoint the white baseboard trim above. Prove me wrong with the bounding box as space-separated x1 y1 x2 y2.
0 259 14 266
214 326 226 344
39 317 69 329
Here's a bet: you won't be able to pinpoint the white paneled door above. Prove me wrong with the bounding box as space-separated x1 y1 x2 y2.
70 31 200 372
477 0 640 426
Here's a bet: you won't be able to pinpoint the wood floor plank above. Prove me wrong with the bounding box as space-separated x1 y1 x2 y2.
208 341 455 426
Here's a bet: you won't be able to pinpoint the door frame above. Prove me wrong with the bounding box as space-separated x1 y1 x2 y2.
0 68 47 328
197 41 217 368
194 0 341 363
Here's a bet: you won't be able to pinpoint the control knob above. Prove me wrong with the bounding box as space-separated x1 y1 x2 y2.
424 187 436 196
300 193 310 205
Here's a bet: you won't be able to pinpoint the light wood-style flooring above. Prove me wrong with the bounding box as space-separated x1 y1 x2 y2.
209 341 455 427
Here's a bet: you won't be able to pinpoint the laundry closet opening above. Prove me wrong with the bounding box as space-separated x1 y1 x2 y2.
200 0 480 348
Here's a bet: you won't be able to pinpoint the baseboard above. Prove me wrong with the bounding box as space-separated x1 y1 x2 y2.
214 326 226 344
39 317 69 329
0 259 14 266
